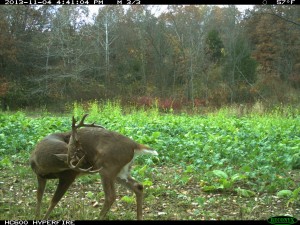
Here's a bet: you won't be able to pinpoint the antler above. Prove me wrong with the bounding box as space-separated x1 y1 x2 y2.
74 114 105 129
68 154 102 173
67 114 104 173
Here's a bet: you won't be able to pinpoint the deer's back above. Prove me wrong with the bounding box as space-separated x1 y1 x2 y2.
77 128 139 174
30 132 72 177
30 128 140 178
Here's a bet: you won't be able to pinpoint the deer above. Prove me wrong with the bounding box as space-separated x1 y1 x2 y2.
30 114 158 220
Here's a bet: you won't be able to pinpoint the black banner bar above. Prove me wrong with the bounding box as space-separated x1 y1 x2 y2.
1 0 299 5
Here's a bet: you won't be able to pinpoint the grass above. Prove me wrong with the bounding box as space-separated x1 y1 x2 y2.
0 101 300 220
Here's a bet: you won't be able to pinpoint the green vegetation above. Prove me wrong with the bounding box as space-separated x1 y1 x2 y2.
0 102 300 220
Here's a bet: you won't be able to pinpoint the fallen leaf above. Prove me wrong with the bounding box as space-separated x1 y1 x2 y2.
92 202 100 207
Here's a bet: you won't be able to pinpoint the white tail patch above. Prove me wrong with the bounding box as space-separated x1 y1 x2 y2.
118 149 158 182
134 149 158 156
117 160 132 182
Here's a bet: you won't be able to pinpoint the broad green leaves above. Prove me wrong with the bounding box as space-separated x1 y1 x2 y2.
0 112 69 157
0 102 299 195
212 170 228 179
277 190 293 198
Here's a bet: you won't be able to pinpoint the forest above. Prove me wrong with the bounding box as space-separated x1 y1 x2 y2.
0 5 299 111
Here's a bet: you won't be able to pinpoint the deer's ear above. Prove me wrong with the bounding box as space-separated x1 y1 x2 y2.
54 154 68 163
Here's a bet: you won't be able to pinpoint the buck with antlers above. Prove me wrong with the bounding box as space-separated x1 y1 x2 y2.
30 114 158 220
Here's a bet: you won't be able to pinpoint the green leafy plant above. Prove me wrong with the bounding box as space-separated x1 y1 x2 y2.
121 195 135 204
86 191 94 199
0 156 13 168
1 102 300 220
277 187 300 207
287 187 300 207
202 170 253 196
235 187 255 197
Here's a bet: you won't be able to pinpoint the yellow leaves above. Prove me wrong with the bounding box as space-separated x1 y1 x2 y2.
127 48 144 60
221 48 226 57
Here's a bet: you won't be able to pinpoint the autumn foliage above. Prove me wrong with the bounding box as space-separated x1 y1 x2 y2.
134 96 207 111
0 5 299 110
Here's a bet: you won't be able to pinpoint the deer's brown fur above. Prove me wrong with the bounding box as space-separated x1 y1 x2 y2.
30 115 158 220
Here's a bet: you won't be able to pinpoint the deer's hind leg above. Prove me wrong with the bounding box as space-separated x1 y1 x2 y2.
116 160 144 220
36 176 47 219
116 176 143 220
43 170 78 219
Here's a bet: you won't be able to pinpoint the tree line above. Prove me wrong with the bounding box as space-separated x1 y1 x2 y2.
0 5 299 110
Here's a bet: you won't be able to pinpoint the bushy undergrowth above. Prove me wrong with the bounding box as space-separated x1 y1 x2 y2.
0 101 299 198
